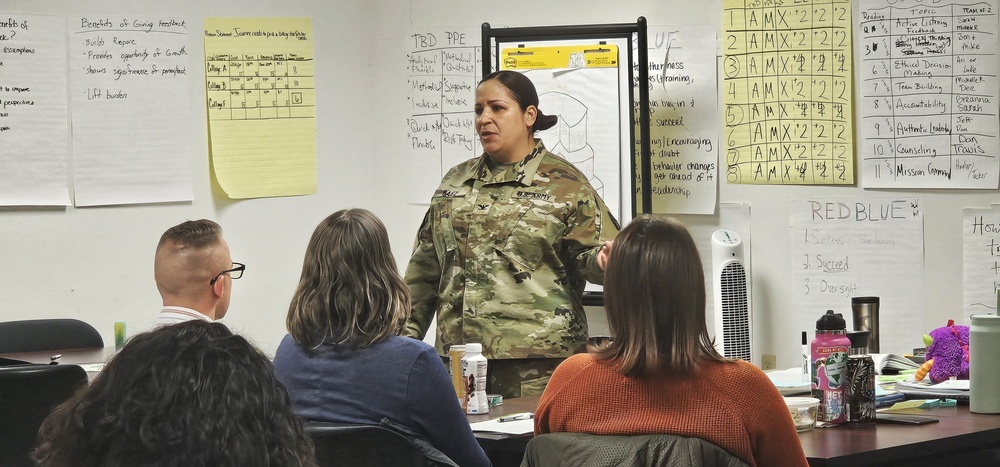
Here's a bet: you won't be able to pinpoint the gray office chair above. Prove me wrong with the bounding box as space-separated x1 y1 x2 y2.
0 363 88 467
520 432 750 467
0 319 104 353
304 420 459 467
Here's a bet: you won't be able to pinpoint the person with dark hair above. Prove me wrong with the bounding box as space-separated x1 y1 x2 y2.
272 209 491 467
33 320 316 467
534 216 808 466
154 219 244 324
404 70 619 398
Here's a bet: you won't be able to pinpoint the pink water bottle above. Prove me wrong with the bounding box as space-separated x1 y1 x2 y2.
811 310 851 424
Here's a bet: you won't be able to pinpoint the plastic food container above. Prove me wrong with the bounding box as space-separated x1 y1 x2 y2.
784 397 821 432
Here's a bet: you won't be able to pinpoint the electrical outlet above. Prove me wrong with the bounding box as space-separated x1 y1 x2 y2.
761 354 777 370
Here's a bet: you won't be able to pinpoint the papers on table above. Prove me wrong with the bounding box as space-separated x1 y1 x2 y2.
894 379 970 399
766 367 811 396
871 353 921 374
469 415 534 435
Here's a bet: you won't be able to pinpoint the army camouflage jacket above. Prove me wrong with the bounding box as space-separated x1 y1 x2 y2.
404 141 619 359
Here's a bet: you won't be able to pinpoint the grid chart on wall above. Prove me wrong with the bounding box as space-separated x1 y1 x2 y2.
722 0 855 185
206 53 315 121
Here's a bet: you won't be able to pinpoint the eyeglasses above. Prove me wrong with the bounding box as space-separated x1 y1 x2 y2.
210 262 245 285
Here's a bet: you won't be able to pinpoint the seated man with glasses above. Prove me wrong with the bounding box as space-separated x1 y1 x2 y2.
154 219 245 325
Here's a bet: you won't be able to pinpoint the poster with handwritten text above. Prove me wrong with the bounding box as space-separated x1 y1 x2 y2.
70 17 194 206
791 197 924 352
723 0 855 185
963 208 1000 318
0 14 70 206
859 0 999 188
405 26 481 202
205 17 316 199
640 25 719 214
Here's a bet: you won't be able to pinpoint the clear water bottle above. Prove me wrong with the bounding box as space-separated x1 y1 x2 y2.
462 343 489 414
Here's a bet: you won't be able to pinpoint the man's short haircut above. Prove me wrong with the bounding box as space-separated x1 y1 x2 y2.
157 219 223 250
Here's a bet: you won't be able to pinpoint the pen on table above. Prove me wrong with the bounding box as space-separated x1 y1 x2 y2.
498 412 533 423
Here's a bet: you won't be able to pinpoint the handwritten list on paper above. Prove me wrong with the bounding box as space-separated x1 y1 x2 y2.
638 25 719 214
0 14 70 206
405 28 481 201
963 208 1000 317
791 197 924 352
859 0 999 188
723 0 855 185
205 18 316 199
70 17 194 206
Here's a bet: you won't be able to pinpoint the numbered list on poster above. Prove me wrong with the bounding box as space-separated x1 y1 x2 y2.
859 0 999 188
791 197 924 352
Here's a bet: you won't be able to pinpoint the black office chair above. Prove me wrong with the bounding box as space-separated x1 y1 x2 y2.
0 319 104 353
0 363 88 467
305 420 459 467
520 432 750 467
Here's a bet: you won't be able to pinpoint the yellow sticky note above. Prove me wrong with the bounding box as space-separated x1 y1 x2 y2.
204 18 316 199
880 399 929 411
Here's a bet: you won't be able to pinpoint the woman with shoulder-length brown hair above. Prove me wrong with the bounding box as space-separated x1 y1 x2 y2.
272 208 490 467
534 215 808 467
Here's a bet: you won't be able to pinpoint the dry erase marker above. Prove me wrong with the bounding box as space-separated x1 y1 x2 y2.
801 331 810 383
498 412 533 423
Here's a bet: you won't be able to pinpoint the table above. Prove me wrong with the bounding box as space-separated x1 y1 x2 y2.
0 347 114 382
470 397 1000 467
468 396 538 467
0 347 114 365
801 405 1000 466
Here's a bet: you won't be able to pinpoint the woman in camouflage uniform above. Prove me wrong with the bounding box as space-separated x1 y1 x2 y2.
404 71 619 398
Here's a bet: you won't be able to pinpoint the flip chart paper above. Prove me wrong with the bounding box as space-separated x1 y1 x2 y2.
859 0 999 189
205 17 316 199
0 14 70 206
405 27 482 203
641 24 719 214
722 0 855 185
71 16 195 206
963 208 1000 319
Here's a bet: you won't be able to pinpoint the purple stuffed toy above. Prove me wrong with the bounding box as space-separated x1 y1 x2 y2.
921 319 970 384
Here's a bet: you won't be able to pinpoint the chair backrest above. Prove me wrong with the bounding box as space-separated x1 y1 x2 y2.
304 421 459 467
0 319 104 353
520 432 751 467
0 363 88 467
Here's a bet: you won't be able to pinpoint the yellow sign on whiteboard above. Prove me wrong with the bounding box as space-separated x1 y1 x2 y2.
501 45 618 70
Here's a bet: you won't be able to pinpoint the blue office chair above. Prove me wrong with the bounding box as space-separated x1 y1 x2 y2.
304 420 459 467
520 432 750 467
0 363 88 467
0 319 104 353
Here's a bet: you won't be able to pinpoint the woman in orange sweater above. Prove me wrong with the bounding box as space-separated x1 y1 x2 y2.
534 215 808 467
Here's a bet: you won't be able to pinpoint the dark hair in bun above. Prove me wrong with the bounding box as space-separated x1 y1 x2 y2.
480 70 558 133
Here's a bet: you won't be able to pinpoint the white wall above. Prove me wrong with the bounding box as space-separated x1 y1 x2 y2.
2 0 374 354
3 0 998 367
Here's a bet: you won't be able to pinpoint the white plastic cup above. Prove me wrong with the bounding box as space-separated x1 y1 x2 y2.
970 314 1000 414
785 397 821 432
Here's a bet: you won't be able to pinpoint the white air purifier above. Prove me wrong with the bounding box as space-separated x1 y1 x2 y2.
711 229 752 361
